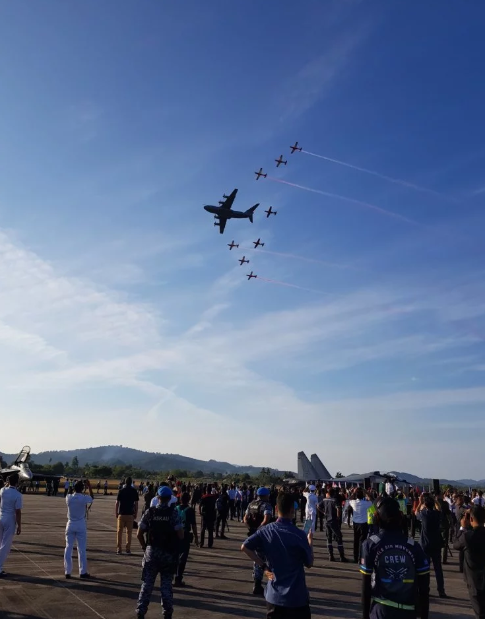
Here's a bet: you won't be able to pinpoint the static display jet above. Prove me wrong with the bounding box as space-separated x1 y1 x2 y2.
227 241 239 250
239 256 249 265
255 168 267 180
204 189 259 234
265 206 277 218
275 155 287 167
246 271 257 280
0 446 62 484
253 238 265 248
290 141 302 154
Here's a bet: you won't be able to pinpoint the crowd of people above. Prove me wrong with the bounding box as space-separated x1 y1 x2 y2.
1 473 485 619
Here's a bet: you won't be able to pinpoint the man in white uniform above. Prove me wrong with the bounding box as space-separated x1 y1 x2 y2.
0 473 22 577
64 478 94 579
304 484 319 533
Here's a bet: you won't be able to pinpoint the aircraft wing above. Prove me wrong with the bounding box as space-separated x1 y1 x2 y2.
220 189 237 210
218 217 227 234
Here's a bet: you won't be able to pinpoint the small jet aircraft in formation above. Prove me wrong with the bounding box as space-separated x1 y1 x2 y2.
239 256 249 265
204 189 259 234
253 238 264 248
255 167 267 180
246 271 257 280
265 206 277 218
275 155 288 168
227 241 239 250
275 155 287 167
290 141 302 154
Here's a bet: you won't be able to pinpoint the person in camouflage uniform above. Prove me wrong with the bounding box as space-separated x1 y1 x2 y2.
243 487 274 595
136 486 184 619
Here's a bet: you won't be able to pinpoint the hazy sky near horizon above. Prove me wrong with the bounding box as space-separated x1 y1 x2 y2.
1 2 485 479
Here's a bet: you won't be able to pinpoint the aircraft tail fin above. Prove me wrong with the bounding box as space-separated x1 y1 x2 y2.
246 204 259 223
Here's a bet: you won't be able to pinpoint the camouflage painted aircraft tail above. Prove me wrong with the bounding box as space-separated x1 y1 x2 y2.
311 454 332 480
297 451 319 481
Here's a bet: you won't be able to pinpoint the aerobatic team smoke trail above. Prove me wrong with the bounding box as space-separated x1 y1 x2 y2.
255 276 328 294
240 247 358 270
301 150 458 203
266 176 418 225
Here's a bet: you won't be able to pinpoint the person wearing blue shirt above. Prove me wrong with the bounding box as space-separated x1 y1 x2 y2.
242 492 313 619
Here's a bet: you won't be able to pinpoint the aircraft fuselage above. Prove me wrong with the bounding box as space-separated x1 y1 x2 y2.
204 205 251 219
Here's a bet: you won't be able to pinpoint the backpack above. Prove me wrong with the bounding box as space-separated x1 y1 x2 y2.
216 496 225 512
247 500 266 530
176 505 188 530
147 505 177 552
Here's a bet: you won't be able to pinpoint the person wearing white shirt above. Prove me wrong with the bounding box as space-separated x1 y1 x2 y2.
64 479 94 579
150 485 177 508
346 488 373 563
0 473 23 577
472 491 485 507
303 485 319 532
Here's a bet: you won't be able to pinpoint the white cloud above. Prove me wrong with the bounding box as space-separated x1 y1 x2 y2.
1 225 485 477
277 28 370 121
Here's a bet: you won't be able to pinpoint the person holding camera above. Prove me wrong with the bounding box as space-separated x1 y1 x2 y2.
416 493 448 598
453 505 485 618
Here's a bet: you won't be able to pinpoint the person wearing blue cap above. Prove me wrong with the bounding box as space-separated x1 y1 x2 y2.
135 485 184 619
244 487 274 595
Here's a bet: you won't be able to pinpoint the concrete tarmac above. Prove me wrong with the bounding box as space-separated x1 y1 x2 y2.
0 494 475 618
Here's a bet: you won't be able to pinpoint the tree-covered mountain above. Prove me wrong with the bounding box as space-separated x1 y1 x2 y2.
1 446 274 475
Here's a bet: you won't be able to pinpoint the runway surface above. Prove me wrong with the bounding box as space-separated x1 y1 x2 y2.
0 494 475 618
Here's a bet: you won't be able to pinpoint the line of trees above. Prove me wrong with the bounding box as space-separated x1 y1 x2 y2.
29 458 290 484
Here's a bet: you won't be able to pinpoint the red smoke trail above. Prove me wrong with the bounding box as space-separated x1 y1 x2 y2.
301 150 458 203
255 276 328 294
240 247 358 270
266 176 418 226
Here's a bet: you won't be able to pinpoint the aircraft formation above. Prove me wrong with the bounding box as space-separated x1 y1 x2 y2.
203 141 303 282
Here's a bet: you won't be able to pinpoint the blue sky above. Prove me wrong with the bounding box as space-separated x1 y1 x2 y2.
1 1 485 479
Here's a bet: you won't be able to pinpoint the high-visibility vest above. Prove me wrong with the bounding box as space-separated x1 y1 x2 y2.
367 504 376 525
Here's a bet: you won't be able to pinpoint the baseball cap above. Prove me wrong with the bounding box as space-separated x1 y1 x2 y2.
257 487 270 496
158 486 173 498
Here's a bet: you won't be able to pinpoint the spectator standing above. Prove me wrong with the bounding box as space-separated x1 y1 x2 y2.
417 494 448 598
0 473 22 578
116 476 139 555
361 497 430 619
136 486 184 619
453 505 485 618
64 479 94 579
174 492 199 586
242 492 313 619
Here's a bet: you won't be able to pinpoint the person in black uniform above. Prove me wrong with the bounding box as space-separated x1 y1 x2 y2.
300 490 307 524
199 485 217 548
216 490 230 539
361 497 430 619
453 505 485 619
317 487 325 532
416 493 448 598
455 494 467 573
435 490 452 564
317 488 348 562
